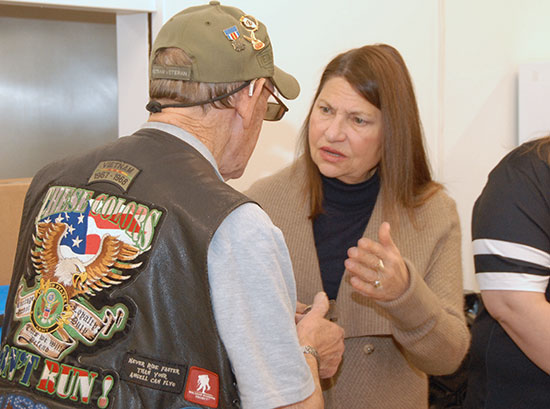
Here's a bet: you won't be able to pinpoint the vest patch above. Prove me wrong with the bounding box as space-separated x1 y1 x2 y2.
3 186 164 408
88 161 140 192
0 393 52 408
121 353 185 394
184 366 219 408
0 345 116 408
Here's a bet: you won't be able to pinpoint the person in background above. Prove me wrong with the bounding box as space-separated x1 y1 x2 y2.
0 2 344 408
464 136 550 408
246 43 470 409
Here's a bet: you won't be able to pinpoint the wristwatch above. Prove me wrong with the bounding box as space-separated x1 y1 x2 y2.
301 345 321 370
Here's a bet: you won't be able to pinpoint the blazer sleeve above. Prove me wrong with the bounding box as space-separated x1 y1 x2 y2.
376 196 471 375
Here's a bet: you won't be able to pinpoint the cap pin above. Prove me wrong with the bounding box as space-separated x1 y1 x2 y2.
239 15 265 51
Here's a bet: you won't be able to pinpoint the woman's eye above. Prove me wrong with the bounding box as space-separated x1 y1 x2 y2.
353 117 366 125
319 105 331 114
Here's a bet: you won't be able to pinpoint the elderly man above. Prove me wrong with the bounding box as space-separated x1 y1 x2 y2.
0 2 344 409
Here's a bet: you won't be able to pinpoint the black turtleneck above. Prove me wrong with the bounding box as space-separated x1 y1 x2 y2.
313 171 381 300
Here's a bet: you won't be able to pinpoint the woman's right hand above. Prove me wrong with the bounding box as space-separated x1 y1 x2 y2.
345 222 410 301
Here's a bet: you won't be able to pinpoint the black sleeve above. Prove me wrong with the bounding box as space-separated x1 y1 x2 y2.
472 146 550 291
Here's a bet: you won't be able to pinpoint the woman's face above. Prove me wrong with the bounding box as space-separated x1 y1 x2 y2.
308 76 383 184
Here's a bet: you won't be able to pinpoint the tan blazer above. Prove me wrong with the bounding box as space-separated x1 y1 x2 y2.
246 159 470 409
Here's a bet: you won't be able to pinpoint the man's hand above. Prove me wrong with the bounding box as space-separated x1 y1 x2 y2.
295 301 309 323
296 292 345 378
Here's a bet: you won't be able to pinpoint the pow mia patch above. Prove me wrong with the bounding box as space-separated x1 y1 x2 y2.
88 161 140 192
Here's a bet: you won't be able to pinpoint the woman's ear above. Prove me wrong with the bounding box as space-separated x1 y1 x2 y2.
234 78 267 128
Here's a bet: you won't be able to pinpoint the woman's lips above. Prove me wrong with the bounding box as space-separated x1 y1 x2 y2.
319 146 345 161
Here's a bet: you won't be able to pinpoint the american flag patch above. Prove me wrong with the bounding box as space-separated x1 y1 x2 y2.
40 204 141 260
223 25 240 41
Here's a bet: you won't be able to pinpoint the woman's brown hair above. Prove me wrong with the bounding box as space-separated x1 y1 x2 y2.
300 44 441 222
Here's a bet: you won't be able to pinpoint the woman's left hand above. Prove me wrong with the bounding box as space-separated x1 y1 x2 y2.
344 222 410 301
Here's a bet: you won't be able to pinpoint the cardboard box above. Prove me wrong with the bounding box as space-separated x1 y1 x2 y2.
0 178 31 285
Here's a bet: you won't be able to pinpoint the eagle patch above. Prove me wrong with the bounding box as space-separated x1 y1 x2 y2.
4 186 163 408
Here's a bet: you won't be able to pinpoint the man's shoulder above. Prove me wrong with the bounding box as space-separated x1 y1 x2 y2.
222 202 277 237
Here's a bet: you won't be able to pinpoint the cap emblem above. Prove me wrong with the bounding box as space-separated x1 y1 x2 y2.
223 25 240 41
239 15 265 51
223 25 246 52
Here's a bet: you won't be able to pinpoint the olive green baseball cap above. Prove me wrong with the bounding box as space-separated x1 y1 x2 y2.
150 0 300 100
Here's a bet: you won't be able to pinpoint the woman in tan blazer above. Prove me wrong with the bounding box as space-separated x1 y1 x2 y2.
246 44 470 409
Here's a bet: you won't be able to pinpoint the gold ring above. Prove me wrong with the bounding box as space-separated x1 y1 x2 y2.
373 280 382 288
377 259 385 270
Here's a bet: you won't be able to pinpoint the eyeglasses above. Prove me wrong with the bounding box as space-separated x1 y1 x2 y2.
263 85 288 121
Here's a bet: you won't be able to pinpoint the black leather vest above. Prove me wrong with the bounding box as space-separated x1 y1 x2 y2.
0 128 249 409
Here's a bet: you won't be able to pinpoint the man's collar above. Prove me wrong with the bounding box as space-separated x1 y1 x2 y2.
140 121 224 181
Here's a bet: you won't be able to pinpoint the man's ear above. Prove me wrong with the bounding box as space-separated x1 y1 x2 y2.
234 78 267 128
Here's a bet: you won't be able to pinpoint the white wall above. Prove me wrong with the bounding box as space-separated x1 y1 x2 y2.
519 62 550 144
116 13 149 137
442 0 550 290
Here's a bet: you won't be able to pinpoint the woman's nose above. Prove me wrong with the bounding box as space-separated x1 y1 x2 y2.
324 115 346 142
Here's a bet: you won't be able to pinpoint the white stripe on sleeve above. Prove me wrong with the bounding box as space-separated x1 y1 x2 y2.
473 239 550 268
476 272 549 292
